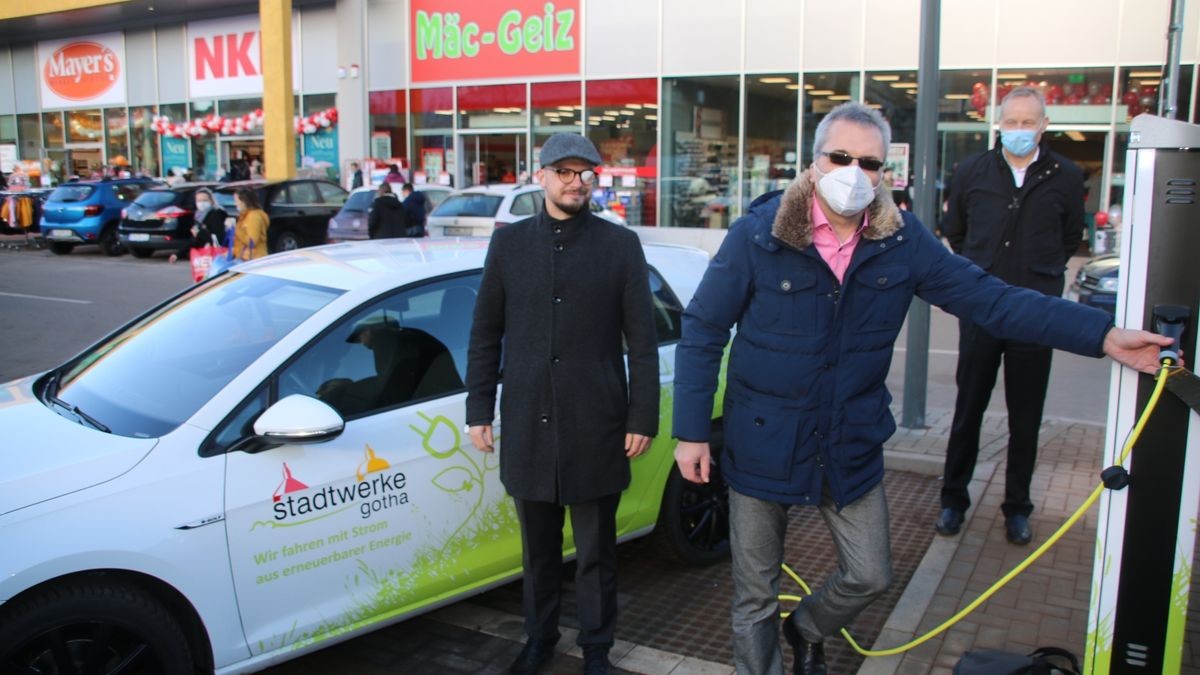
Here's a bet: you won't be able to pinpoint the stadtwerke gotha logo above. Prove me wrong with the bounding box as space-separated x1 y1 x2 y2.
270 445 410 522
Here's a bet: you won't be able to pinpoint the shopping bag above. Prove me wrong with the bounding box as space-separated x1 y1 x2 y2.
190 243 229 282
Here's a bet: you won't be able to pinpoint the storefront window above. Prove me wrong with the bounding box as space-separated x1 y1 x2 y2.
587 79 657 227
301 93 339 181
43 111 65 147
412 87 453 184
218 97 263 120
1118 65 1192 123
801 72 859 163
938 70 994 124
129 106 159 179
995 67 1114 124
369 90 407 170
533 81 581 144
105 107 130 170
458 83 526 130
661 76 740 228
66 109 103 144
18 114 41 161
744 74 798 209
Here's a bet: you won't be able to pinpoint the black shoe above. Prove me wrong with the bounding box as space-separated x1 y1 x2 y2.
1005 514 1033 545
782 616 827 675
935 507 965 536
510 638 557 675
582 646 611 675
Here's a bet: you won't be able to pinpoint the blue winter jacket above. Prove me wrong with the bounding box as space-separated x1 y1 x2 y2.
672 177 1114 508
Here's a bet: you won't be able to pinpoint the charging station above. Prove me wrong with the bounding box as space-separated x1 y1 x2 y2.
1085 114 1200 674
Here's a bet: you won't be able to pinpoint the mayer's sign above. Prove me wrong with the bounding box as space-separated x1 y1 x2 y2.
410 0 580 83
188 14 301 99
38 33 126 109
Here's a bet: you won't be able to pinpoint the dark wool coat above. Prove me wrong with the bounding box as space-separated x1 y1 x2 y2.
465 208 660 504
368 195 408 239
941 142 1085 297
673 176 1113 508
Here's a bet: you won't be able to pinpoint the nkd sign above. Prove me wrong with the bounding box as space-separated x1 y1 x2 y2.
38 33 127 109
188 14 301 99
410 0 580 83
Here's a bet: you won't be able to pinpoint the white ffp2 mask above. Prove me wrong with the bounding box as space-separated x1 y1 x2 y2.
813 164 877 217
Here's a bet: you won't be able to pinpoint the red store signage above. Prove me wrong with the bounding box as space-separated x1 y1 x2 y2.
410 0 581 84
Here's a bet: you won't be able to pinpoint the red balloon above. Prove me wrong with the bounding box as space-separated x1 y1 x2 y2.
1122 89 1140 105
1094 210 1109 226
1065 93 1083 104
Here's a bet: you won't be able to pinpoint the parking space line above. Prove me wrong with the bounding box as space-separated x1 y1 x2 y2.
0 291 93 305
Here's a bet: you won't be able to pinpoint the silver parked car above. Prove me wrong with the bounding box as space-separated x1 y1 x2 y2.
426 184 628 238
327 184 453 242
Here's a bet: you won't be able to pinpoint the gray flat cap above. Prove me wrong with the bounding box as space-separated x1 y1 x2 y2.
539 133 603 167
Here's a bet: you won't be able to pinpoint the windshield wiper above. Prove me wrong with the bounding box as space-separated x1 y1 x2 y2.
43 370 111 433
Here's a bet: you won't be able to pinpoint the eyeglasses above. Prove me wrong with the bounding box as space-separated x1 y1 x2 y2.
552 167 597 185
820 150 885 172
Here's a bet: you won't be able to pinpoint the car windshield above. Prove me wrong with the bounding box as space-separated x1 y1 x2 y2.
342 191 375 213
431 194 504 218
214 190 239 213
132 191 180 209
48 185 95 202
52 274 342 438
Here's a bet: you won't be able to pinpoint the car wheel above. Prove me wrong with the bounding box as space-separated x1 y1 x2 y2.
657 425 731 566
99 225 124 256
271 230 301 253
0 579 195 675
48 242 75 255
130 247 154 259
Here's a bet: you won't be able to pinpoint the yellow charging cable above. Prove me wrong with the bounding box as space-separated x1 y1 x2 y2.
780 360 1176 658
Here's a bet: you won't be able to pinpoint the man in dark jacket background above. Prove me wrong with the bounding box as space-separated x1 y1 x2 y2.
465 133 659 675
672 102 1170 675
401 183 428 237
936 87 1085 545
367 183 407 239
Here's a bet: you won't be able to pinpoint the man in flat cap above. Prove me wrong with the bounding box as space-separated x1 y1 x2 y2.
466 133 659 675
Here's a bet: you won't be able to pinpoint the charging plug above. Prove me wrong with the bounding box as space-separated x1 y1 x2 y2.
1153 304 1190 364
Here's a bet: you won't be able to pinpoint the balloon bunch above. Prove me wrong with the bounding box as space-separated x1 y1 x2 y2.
295 107 339 135
1121 84 1159 118
968 79 1118 116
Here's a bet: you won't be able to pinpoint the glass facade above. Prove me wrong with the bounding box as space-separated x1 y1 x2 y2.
105 107 129 168
801 72 859 164
411 87 453 183
129 106 159 178
661 76 740 229
744 75 798 211
586 79 657 227
17 114 40 161
369 90 408 166
532 81 581 148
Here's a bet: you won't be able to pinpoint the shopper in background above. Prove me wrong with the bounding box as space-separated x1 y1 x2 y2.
350 161 364 190
367 182 407 239
232 187 268 261
465 133 659 675
936 86 1086 546
385 163 405 184
167 188 228 264
401 183 428 238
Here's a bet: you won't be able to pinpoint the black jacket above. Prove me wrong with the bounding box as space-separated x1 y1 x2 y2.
465 209 660 504
941 142 1085 297
191 207 229 248
403 191 428 236
368 195 408 239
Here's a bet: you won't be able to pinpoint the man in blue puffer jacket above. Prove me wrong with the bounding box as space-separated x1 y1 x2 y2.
672 102 1171 675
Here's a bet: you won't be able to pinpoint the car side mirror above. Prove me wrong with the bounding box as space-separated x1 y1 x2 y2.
252 394 344 446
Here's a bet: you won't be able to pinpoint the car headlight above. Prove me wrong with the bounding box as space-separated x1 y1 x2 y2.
1098 276 1120 292
1075 269 1087 285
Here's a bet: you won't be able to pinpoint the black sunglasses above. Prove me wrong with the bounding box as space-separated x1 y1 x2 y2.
821 150 885 172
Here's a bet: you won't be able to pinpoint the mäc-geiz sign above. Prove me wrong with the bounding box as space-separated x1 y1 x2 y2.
410 0 580 83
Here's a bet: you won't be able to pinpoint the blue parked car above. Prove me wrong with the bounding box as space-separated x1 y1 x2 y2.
1068 254 1119 313
40 178 160 256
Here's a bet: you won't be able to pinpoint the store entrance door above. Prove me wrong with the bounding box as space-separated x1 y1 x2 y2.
220 138 264 180
457 132 526 188
64 143 105 179
1043 127 1110 255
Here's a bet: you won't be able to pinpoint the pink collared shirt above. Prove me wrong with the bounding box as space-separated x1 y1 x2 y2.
811 200 868 284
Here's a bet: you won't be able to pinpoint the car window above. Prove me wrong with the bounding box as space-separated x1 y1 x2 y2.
649 268 683 344
202 386 269 456
431 194 504 218
132 191 179 209
343 191 375 213
48 185 95 202
53 274 342 439
423 189 451 209
214 190 238 213
317 182 348 206
113 184 145 202
283 182 320 205
510 192 537 217
532 191 544 212
277 274 481 420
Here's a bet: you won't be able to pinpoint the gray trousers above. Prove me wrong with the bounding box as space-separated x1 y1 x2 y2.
728 483 893 675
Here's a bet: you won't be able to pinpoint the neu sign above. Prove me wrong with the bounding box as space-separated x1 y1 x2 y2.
188 14 301 99
410 0 580 83
38 33 126 109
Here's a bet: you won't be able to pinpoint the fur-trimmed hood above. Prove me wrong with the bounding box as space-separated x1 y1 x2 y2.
770 170 903 250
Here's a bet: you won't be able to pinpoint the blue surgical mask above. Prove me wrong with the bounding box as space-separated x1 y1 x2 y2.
1000 129 1038 157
